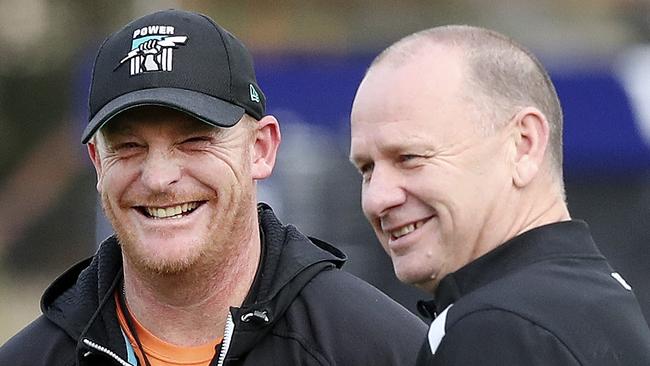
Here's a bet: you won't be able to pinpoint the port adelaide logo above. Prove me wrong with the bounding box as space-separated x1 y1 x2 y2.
119 25 188 75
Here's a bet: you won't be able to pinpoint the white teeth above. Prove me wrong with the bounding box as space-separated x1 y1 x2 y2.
164 206 180 217
145 202 198 219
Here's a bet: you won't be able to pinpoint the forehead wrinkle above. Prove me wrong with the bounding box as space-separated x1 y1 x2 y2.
376 120 433 144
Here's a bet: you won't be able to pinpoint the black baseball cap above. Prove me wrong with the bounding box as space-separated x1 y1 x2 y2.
81 9 266 143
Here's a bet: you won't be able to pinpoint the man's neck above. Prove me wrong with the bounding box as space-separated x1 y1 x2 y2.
474 178 571 262
121 230 262 347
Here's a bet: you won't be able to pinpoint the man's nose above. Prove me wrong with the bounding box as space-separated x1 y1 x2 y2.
362 166 406 219
140 150 181 192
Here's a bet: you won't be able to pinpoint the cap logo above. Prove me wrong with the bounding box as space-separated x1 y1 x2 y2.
249 84 260 103
118 25 188 75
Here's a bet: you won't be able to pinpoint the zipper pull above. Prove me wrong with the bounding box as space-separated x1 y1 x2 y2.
240 309 270 324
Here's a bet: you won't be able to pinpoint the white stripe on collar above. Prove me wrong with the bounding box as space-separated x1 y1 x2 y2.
428 304 453 355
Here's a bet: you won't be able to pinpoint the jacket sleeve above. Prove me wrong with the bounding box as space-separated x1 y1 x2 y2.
301 269 428 366
427 309 581 366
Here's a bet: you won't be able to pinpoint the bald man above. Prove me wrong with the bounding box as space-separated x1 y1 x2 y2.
350 25 650 365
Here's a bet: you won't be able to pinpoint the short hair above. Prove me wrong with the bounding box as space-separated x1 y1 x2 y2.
371 25 564 180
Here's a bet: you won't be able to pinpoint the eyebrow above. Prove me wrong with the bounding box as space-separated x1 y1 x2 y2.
349 138 435 164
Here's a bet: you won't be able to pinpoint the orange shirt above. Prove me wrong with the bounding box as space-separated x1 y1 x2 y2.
115 292 223 366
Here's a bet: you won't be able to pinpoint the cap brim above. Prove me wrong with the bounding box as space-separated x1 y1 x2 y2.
81 87 245 143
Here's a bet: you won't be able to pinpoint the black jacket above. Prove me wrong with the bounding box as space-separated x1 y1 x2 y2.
416 220 650 365
1 203 427 365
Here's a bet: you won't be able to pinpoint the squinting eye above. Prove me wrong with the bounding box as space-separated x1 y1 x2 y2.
116 142 142 150
181 136 212 147
399 154 418 162
108 141 144 157
184 137 209 143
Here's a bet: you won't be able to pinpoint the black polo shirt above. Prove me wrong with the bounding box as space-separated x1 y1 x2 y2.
416 220 650 365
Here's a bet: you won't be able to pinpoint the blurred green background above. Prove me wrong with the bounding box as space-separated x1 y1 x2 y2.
2 0 650 344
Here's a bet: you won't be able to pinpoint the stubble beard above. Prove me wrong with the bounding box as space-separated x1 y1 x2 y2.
100 185 255 277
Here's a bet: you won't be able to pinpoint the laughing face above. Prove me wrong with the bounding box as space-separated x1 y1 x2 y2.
350 45 515 291
89 106 260 275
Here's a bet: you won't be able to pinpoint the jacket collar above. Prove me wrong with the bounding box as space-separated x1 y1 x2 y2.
247 202 346 306
223 203 347 359
427 220 603 317
41 236 124 343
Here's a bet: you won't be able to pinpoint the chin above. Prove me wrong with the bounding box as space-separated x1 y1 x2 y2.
394 266 422 284
393 260 438 289
133 246 204 275
141 255 198 275
121 235 208 275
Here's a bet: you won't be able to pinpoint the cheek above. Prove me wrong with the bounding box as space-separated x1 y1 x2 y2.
99 166 136 199
184 161 226 187
196 151 248 179
406 170 446 206
415 163 476 202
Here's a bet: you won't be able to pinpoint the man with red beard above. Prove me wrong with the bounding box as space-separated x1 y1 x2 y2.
0 9 426 366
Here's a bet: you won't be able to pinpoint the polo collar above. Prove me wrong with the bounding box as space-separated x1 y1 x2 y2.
431 220 603 315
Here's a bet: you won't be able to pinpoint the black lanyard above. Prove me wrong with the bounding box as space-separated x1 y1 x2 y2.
117 282 153 366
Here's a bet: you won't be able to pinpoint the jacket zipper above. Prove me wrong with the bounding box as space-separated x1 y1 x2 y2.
217 312 235 366
84 313 235 366
82 338 135 366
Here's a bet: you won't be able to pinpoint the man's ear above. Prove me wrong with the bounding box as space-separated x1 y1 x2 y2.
512 107 550 188
251 115 281 180
87 140 104 192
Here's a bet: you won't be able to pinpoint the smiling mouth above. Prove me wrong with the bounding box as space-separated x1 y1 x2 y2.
389 219 428 240
137 201 205 219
